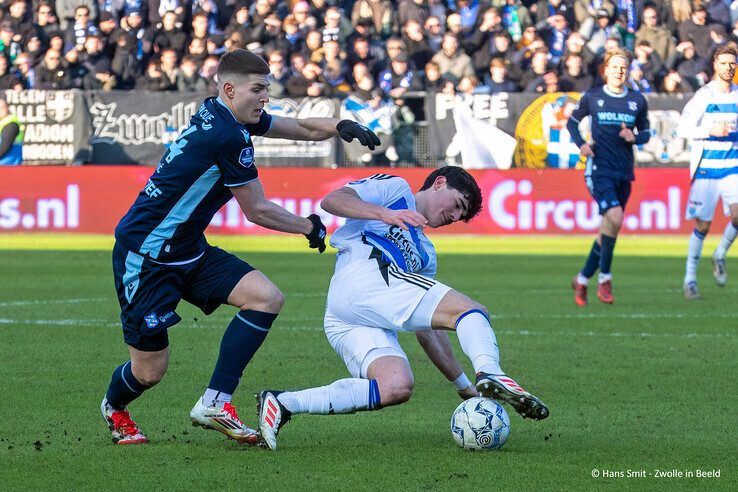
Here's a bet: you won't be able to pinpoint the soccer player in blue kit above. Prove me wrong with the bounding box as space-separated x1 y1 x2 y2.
101 49 380 445
566 48 650 306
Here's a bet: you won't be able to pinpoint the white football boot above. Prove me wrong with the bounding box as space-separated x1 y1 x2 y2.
190 398 258 445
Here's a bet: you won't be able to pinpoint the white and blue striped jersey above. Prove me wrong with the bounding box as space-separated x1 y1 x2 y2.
677 81 738 179
115 97 273 263
329 174 437 277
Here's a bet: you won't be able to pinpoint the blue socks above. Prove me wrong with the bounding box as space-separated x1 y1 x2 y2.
368 379 381 410
581 239 601 278
106 361 148 410
207 310 277 394
599 234 617 275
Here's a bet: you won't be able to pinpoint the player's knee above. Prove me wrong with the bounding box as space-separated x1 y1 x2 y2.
383 379 414 405
240 286 285 313
134 366 166 387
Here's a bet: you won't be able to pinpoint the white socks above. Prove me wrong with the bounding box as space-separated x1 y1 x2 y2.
277 379 371 414
576 273 589 285
598 272 612 283
714 222 738 259
685 229 706 283
455 311 503 376
202 388 232 407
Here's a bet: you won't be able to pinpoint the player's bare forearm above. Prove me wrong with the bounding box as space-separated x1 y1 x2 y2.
232 179 311 234
322 188 427 229
415 330 466 382
266 116 340 141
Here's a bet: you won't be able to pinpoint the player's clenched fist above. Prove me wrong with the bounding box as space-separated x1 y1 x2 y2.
336 120 381 150
380 209 428 230
304 214 327 253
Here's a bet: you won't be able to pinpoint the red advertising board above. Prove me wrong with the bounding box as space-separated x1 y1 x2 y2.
0 166 726 234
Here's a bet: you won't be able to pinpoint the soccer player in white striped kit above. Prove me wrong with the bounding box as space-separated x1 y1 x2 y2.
255 167 549 450
677 44 738 299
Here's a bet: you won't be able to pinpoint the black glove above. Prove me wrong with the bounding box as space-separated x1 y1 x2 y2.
336 120 381 150
305 214 327 253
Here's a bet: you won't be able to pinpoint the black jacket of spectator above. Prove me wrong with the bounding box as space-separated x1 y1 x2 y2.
35 63 67 89
678 19 726 60
153 26 188 53
558 72 592 91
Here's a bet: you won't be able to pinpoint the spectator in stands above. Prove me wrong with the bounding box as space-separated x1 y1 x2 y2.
152 0 186 25
291 1 316 35
112 10 153 66
633 39 665 86
702 0 731 31
399 0 429 27
158 47 178 90
323 58 352 96
285 60 327 97
62 46 84 88
499 0 532 43
486 57 519 92
574 0 615 35
585 8 623 56
378 52 422 98
422 60 454 92
25 35 45 66
80 34 116 90
322 6 351 44
137 59 167 90
304 29 323 62
63 4 95 52
660 69 692 92
446 13 464 36
56 0 97 31
199 54 219 94
250 0 273 27
7 0 34 41
153 10 187 54
35 48 67 88
431 32 475 83
0 22 22 63
13 51 35 88
346 36 377 72
540 13 570 64
0 56 22 90
559 51 593 91
33 2 61 48
225 5 249 41
402 19 432 70
187 37 208 65
424 16 444 52
0 97 23 166
519 48 549 89
351 61 376 98
562 30 596 74
678 2 726 60
351 0 393 40
190 12 212 44
97 11 119 59
485 31 523 82
175 55 206 91
267 50 290 97
532 0 575 30
467 8 504 74
635 5 676 68
627 60 652 92
282 14 305 56
673 38 708 88
670 0 693 32
191 0 230 34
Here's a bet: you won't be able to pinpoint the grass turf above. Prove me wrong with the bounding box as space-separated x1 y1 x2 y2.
0 244 735 489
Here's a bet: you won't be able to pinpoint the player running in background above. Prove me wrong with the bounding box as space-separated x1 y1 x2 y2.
566 48 650 305
677 45 738 300
101 49 380 445
256 167 549 450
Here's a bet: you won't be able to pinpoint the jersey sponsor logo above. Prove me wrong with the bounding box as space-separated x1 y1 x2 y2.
159 311 175 323
239 147 254 167
144 313 159 329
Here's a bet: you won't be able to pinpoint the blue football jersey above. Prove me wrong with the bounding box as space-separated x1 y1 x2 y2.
115 97 273 262
567 86 650 180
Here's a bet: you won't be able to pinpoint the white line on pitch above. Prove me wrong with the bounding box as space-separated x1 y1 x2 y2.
0 297 108 307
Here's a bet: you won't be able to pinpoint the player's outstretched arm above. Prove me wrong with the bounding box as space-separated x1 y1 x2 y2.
232 179 326 252
266 116 381 149
415 330 478 400
321 187 427 230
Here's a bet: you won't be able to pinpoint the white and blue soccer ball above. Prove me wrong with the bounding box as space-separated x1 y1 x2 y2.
451 397 510 450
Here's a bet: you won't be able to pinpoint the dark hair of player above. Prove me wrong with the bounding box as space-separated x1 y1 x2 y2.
712 43 738 62
419 166 483 221
217 49 270 80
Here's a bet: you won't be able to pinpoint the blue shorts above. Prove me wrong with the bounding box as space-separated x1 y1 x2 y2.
586 175 632 215
112 242 255 351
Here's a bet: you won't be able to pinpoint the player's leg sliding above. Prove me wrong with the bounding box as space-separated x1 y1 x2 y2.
455 309 549 420
102 361 149 444
596 234 617 304
712 222 737 286
190 309 277 444
684 228 706 299
572 239 601 306
257 379 381 450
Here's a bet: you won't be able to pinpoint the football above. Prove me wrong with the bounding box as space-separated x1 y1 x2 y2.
451 397 510 450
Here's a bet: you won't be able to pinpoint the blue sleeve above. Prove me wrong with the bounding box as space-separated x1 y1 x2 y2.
218 132 259 187
567 92 589 148
244 110 273 137
634 96 651 145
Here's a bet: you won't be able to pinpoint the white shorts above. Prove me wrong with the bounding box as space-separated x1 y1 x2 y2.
324 258 452 378
685 174 738 221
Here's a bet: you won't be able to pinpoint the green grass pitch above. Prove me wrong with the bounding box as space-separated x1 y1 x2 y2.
0 236 736 489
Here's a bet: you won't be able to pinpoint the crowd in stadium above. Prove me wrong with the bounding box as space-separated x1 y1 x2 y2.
0 0 735 95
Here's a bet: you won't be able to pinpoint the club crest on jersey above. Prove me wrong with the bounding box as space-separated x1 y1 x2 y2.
239 147 254 167
628 101 637 111
144 313 159 329
597 99 604 107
